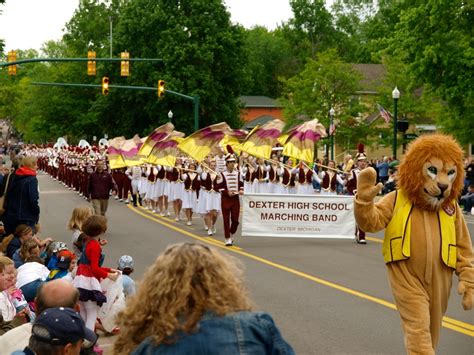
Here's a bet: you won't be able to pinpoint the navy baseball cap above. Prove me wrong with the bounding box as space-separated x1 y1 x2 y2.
32 307 97 345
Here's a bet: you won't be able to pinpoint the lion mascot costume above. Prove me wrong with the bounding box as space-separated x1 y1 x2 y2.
354 134 473 354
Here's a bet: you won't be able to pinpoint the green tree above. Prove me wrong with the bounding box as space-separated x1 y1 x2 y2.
366 56 446 149
389 0 473 144
287 0 335 59
241 26 293 97
0 0 4 52
279 49 369 150
108 0 246 135
330 0 378 63
0 49 39 131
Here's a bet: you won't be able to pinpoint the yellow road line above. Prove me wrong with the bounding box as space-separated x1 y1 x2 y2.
128 205 242 250
363 235 472 332
441 321 474 336
443 317 474 331
128 205 473 337
366 236 383 244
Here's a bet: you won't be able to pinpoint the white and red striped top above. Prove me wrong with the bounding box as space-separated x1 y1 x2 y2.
219 170 242 194
215 156 226 173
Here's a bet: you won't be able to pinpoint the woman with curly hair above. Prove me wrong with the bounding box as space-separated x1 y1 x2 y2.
114 243 294 355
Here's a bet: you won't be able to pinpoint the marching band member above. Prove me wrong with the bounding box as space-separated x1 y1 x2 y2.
343 154 354 174
278 158 296 195
138 165 148 205
112 168 125 201
346 149 368 244
293 161 314 195
253 158 269 194
155 165 168 216
144 164 158 212
126 165 143 207
169 159 184 221
218 153 243 246
267 161 280 194
182 162 200 226
215 151 226 173
241 156 255 194
161 165 173 217
199 159 221 235
314 160 345 195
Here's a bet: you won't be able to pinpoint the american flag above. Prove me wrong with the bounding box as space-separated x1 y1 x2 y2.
329 122 336 135
377 103 392 123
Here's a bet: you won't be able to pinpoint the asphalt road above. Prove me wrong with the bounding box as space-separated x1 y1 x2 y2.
37 172 473 354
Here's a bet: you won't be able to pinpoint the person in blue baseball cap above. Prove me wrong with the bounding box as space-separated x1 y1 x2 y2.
13 307 97 355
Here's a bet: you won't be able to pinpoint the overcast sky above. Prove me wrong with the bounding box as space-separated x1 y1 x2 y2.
0 0 295 52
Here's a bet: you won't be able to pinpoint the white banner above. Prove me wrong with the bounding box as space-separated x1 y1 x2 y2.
242 194 355 239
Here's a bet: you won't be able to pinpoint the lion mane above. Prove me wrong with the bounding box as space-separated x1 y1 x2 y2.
396 134 465 211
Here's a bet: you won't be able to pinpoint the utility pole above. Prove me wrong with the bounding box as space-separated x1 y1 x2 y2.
109 16 113 59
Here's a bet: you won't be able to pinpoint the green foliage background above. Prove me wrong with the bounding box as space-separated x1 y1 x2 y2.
0 0 472 146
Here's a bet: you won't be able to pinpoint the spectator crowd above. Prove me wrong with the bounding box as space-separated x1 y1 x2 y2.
1 143 472 354
0 148 294 354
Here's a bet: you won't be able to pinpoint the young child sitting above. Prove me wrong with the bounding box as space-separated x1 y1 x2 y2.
12 239 41 269
47 249 77 282
16 255 49 302
118 255 136 298
0 256 31 323
0 258 28 334
44 241 68 270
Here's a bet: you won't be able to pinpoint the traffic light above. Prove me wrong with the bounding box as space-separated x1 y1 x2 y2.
7 50 17 76
158 80 165 98
102 76 110 95
120 51 129 77
87 51 96 76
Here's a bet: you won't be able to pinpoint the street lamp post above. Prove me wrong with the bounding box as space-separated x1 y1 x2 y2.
168 110 173 123
392 87 400 159
329 107 335 160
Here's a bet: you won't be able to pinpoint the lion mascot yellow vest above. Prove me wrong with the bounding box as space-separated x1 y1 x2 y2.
354 134 473 354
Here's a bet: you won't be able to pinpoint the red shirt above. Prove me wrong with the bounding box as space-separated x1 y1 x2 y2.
77 239 111 280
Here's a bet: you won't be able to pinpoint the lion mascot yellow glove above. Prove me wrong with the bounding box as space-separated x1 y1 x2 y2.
354 134 473 354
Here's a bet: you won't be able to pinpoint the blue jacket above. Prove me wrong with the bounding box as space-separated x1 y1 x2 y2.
4 173 40 231
132 311 295 355
12 248 24 268
376 162 389 178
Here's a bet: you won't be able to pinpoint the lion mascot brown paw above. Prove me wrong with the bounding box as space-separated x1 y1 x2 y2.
354 134 473 355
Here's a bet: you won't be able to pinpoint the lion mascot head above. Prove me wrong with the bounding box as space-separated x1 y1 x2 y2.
397 134 465 211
